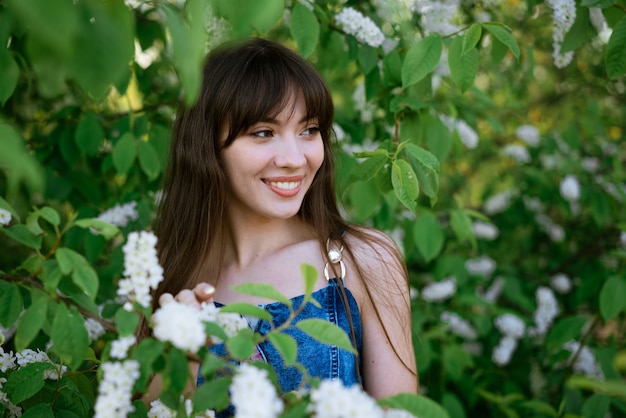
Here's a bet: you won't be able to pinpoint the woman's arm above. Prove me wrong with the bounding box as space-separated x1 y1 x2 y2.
348 229 418 398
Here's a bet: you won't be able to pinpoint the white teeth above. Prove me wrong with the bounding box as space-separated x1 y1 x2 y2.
268 181 299 190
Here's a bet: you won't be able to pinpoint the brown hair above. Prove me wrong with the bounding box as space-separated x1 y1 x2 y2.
148 37 414 383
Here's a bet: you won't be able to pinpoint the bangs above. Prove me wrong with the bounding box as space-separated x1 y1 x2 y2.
216 40 333 147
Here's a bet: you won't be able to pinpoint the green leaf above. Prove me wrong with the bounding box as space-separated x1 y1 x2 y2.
163 0 207 105
350 155 388 182
74 218 120 239
219 303 273 321
606 18 626 80
231 283 293 307
21 403 54 418
69 0 134 99
567 376 626 399
193 376 232 412
138 140 162 180
0 122 45 194
50 304 89 370
0 282 24 327
358 45 379 74
166 347 189 393
226 329 256 360
463 24 482 55
561 6 596 53
115 308 140 336
0 48 19 105
75 113 103 157
295 318 356 354
133 338 165 390
112 132 137 175
1 224 42 250
289 3 320 58
401 35 443 88
15 290 49 351
404 143 440 199
599 275 626 321
413 212 445 263
55 247 99 300
391 159 419 213
448 35 479 92
546 315 588 353
450 209 475 248
443 343 474 381
348 181 381 222
581 0 615 7
4 362 56 404
379 393 450 418
38 207 61 226
268 332 298 366
301 263 318 305
5 0 79 56
481 22 520 60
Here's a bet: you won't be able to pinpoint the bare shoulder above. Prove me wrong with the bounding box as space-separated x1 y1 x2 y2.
343 226 408 293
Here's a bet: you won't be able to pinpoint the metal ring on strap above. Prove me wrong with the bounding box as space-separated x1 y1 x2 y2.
324 238 346 281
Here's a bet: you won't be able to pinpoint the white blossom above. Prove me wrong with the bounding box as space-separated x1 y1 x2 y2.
535 213 565 243
148 399 215 418
0 347 16 373
94 360 140 418
335 7 385 48
550 273 572 294
547 0 576 68
492 336 518 366
516 125 540 147
411 0 460 36
332 123 347 141
97 201 138 228
0 208 11 226
523 196 545 213
581 157 600 173
117 231 164 310
231 363 284 418
589 8 608 35
472 221 499 240
384 409 417 418
134 41 160 69
198 302 248 344
85 318 106 342
15 348 67 380
564 341 605 380
529 287 559 337
309 379 384 418
441 311 478 339
153 301 206 353
421 277 456 302
110 335 137 359
478 276 505 303
494 313 526 339
560 175 581 202
621 232 626 248
465 256 496 277
206 6 231 51
454 119 479 149
502 144 531 164
483 189 516 215
352 81 376 123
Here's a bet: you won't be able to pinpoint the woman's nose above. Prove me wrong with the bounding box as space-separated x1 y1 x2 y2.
274 135 306 167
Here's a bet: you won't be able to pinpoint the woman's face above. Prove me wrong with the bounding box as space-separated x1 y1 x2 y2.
221 94 325 222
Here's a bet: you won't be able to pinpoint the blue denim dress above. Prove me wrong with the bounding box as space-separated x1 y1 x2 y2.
197 278 362 416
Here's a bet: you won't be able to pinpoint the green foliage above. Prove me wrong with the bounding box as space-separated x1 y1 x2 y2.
1 0 625 417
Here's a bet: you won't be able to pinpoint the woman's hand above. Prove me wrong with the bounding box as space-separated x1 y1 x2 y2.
158 283 216 310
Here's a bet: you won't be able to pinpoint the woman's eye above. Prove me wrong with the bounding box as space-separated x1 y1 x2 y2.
251 130 273 138
302 127 320 136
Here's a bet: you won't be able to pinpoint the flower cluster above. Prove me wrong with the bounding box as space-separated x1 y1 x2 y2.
85 318 106 342
335 7 385 48
231 363 284 418
148 399 216 418
94 360 140 418
15 348 67 379
153 300 206 353
421 277 456 302
465 256 496 277
110 335 137 359
560 175 581 202
0 208 11 226
550 273 572 294
502 144 531 164
411 0 460 36
117 231 163 310
440 115 479 149
309 379 384 418
198 302 248 343
529 287 559 337
483 189 517 215
524 196 565 243
0 377 21 418
546 0 576 68
478 276 505 303
472 221 499 240
96 201 138 228
441 311 478 340
492 314 526 366
564 341 605 380
515 124 541 147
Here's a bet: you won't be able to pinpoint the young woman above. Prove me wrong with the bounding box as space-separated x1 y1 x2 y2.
147 37 417 408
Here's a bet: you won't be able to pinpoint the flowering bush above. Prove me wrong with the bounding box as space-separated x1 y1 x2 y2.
1 0 625 417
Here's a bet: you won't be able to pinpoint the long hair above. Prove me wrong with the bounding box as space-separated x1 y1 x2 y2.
148 38 414 383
